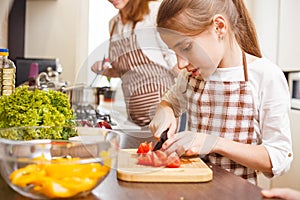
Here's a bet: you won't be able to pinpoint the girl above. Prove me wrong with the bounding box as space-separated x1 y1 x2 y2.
92 0 178 127
149 0 293 184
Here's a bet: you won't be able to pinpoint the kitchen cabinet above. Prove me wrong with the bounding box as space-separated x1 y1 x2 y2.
250 0 300 68
271 109 300 190
277 0 300 67
7 0 26 60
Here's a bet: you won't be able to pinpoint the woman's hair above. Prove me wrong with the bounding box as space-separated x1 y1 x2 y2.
122 0 157 25
157 0 262 58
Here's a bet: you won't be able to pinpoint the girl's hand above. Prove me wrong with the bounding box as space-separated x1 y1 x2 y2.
162 131 218 156
149 102 177 140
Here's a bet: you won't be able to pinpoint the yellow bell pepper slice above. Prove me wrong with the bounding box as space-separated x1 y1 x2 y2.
9 155 111 198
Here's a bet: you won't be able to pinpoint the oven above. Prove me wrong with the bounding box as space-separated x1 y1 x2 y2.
288 72 300 110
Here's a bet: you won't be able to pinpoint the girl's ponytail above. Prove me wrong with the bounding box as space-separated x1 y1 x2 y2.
231 0 262 57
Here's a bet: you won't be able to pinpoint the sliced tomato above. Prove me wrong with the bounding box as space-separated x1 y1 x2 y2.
137 141 153 154
151 150 168 167
166 153 181 168
136 142 180 168
148 142 154 151
137 153 152 166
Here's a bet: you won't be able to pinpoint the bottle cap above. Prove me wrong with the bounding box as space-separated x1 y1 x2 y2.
0 48 9 56
28 62 39 78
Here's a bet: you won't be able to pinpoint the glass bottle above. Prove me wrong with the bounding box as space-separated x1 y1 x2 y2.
0 48 16 96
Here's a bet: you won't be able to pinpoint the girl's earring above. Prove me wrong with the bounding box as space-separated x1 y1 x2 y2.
219 35 223 41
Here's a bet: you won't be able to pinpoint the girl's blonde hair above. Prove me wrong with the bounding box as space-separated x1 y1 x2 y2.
157 0 262 57
122 0 157 26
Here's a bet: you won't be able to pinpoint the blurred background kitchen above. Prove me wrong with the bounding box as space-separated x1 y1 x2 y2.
0 0 299 191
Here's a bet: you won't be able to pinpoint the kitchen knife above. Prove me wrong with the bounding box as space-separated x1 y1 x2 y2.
152 129 168 151
90 55 106 87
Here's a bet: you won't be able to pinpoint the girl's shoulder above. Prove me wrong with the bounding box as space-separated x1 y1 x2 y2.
249 57 283 76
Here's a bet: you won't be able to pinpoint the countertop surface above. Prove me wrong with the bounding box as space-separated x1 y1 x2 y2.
0 130 279 200
281 66 300 72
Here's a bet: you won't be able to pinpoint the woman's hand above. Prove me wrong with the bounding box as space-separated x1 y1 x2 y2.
91 60 110 74
162 131 218 156
261 188 300 200
149 101 177 139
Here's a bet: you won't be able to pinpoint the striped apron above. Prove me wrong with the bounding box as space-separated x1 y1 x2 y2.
186 52 258 184
109 21 175 127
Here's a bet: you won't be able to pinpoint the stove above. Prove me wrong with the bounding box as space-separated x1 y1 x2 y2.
72 104 116 127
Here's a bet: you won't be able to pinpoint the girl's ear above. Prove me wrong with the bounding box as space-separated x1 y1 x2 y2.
212 14 227 40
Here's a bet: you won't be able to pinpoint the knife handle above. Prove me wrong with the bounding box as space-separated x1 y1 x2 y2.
160 129 168 142
153 129 168 151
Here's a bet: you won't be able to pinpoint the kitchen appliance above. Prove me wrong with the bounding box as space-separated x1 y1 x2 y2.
72 103 114 125
288 72 300 110
14 57 60 86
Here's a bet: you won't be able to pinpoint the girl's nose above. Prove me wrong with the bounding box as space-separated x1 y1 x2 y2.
176 55 189 70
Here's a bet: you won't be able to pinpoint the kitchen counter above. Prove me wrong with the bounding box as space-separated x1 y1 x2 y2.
0 162 276 200
0 131 277 200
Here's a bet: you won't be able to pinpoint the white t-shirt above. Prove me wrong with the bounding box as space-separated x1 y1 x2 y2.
108 1 177 70
163 57 293 178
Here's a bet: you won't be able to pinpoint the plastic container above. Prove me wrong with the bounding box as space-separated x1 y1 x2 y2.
0 48 16 96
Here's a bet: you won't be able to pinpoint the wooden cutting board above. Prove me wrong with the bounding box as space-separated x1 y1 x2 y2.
117 149 213 182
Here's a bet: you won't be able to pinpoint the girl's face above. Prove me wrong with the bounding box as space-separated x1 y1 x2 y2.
108 0 130 10
160 25 225 79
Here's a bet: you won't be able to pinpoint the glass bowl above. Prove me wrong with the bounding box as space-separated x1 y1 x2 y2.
0 126 120 199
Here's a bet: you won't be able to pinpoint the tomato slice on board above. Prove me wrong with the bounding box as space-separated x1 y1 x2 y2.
151 150 168 167
148 142 153 152
136 143 181 168
137 153 152 166
136 141 153 154
166 152 181 168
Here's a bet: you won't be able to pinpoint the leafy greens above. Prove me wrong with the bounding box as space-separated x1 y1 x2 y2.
0 86 77 140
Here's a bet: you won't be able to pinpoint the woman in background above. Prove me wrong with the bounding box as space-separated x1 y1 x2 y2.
92 0 178 128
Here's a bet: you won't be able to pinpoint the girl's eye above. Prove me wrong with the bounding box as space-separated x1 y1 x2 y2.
182 43 192 52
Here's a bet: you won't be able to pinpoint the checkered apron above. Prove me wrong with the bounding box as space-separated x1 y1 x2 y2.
185 53 258 184
109 21 174 127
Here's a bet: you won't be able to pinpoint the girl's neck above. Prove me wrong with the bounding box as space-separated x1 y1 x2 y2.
219 40 244 68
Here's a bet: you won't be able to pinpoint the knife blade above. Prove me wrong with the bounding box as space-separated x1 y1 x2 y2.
90 55 106 87
152 129 168 151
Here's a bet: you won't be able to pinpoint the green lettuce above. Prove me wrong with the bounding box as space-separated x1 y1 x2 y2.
0 86 77 140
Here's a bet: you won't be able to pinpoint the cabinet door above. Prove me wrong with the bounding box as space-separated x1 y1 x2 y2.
271 109 300 190
278 0 300 67
251 0 280 63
